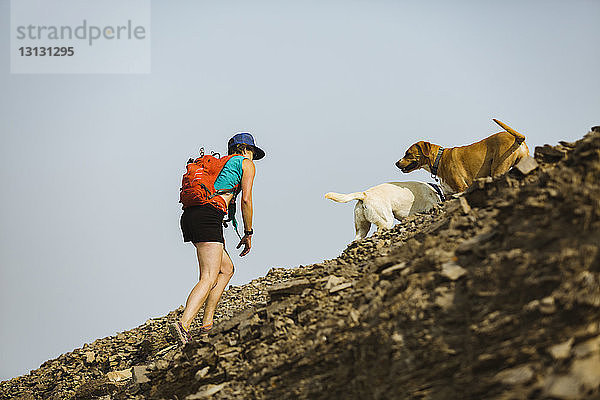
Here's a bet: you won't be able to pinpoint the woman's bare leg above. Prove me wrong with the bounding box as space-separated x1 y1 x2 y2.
180 242 223 331
202 249 235 326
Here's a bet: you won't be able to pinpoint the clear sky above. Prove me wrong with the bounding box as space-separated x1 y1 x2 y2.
1 0 599 381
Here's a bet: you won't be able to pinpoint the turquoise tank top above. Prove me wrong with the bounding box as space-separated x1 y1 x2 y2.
214 155 245 191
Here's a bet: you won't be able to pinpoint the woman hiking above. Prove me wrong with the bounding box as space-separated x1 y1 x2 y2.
169 132 265 345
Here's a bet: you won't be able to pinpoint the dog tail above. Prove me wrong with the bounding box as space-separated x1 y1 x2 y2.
325 191 367 203
493 119 526 142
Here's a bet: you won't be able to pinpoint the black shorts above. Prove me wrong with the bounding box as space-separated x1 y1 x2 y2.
180 204 226 244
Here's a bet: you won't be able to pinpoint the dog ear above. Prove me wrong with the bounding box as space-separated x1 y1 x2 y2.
415 141 432 159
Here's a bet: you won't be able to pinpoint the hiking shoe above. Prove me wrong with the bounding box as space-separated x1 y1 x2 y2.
169 321 192 345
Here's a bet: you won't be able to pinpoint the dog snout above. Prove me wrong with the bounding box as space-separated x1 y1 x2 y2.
395 159 403 169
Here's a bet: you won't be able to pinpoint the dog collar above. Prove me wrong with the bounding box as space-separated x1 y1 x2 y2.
431 147 444 177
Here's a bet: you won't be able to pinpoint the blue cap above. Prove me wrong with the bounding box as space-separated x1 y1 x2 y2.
228 132 265 160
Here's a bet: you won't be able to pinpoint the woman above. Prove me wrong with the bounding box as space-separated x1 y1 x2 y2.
169 132 265 345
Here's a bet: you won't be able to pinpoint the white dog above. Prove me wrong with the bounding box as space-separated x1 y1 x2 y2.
325 181 443 240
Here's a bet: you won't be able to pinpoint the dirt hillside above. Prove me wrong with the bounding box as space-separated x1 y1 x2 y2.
2 128 600 400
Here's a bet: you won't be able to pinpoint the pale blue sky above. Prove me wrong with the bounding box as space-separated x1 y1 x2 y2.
1 0 599 381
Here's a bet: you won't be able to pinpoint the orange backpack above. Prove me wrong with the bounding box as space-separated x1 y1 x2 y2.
179 150 241 213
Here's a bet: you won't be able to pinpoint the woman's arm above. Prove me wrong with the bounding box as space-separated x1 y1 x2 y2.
236 158 255 256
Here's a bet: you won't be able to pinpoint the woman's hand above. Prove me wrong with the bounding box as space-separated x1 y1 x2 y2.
236 234 252 256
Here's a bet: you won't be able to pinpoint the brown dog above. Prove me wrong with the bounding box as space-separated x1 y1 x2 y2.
395 119 529 194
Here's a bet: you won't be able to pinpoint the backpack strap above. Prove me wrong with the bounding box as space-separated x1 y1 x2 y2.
222 185 242 239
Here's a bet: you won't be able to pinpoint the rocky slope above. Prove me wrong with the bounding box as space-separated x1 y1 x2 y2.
2 128 600 400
